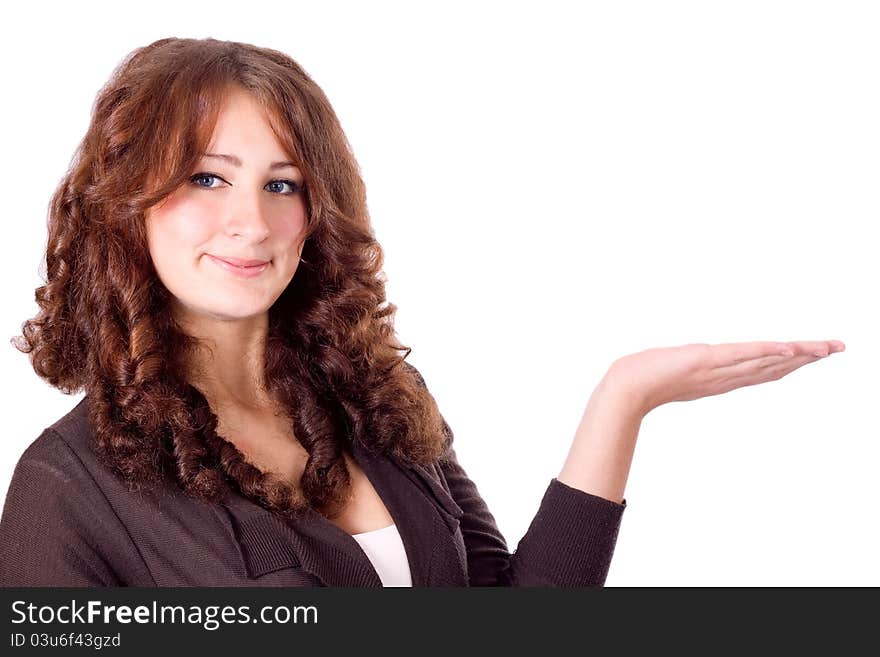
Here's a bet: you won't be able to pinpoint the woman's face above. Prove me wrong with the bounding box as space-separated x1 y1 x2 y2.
145 87 308 324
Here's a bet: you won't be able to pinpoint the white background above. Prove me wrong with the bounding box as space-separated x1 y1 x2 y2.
1 1 876 585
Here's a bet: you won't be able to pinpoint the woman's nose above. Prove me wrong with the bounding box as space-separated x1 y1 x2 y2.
224 192 271 242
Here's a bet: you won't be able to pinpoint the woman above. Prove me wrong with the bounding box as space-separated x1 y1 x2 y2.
0 37 844 587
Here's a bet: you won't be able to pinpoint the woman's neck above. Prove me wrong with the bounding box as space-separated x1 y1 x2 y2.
176 306 275 412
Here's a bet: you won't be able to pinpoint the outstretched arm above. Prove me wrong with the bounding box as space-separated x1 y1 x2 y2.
558 339 846 504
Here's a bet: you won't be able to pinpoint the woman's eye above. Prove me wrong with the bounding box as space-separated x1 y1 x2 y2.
265 179 300 194
190 172 224 188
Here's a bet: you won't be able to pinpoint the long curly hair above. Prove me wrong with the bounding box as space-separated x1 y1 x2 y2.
11 37 451 520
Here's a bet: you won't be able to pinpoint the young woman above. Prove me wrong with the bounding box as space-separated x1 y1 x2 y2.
0 37 844 587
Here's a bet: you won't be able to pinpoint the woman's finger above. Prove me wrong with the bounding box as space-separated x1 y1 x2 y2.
710 339 844 370
784 340 846 358
706 341 797 368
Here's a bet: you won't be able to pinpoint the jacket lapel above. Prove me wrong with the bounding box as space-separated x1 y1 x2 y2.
219 440 468 587
352 440 468 587
221 493 382 586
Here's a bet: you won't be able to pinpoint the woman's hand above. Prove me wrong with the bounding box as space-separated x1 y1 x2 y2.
610 339 846 416
557 338 846 504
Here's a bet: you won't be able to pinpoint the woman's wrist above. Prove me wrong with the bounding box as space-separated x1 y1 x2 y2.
556 367 648 504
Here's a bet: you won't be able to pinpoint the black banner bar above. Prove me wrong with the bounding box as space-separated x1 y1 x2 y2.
1 587 873 654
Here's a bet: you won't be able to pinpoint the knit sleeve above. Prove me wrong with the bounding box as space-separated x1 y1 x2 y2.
0 428 136 586
440 444 627 587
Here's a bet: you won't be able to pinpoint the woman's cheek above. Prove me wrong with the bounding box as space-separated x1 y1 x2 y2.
270 203 309 244
171 198 222 246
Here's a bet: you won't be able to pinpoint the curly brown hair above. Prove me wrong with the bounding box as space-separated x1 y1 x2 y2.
11 36 451 521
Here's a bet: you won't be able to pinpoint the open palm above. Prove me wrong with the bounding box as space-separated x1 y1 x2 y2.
610 339 846 414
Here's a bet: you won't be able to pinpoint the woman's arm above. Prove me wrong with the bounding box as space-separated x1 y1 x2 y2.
557 339 845 504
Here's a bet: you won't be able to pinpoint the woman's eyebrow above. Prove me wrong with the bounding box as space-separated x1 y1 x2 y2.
202 152 298 170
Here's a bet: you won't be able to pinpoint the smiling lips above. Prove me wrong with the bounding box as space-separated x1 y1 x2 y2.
211 254 269 267
207 253 270 278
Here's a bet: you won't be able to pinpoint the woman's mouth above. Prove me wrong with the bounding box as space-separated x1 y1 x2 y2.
206 254 271 278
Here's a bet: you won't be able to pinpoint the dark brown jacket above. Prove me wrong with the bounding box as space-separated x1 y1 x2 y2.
0 396 626 587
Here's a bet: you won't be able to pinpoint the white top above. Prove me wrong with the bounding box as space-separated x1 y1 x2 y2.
350 523 412 587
